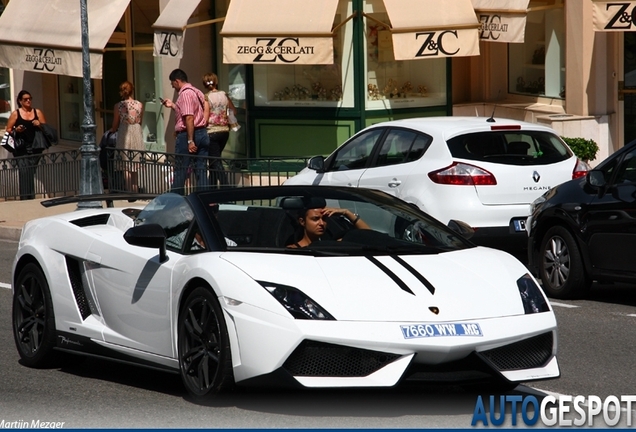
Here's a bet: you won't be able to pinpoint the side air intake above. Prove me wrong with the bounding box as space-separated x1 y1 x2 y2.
65 257 91 320
71 214 110 227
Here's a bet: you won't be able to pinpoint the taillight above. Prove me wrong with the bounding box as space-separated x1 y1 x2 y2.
572 159 589 179
428 162 497 185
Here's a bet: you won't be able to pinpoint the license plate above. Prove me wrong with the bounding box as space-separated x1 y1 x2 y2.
400 323 483 339
513 218 527 232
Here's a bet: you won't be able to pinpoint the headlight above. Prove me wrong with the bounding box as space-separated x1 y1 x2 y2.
259 281 335 320
517 274 550 314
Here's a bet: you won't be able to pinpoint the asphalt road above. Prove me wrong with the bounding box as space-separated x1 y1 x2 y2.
1 239 635 428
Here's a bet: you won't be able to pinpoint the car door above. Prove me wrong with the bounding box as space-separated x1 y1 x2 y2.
358 128 431 198
584 148 636 273
84 195 197 359
317 128 385 187
85 235 178 358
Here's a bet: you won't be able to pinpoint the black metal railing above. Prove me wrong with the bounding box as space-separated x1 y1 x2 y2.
0 149 310 201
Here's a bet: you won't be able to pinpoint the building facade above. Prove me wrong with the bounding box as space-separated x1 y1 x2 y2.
0 0 628 165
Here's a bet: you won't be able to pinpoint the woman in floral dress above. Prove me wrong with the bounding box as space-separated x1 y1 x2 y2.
110 81 144 193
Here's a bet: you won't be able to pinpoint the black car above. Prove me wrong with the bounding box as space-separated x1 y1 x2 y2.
527 140 636 299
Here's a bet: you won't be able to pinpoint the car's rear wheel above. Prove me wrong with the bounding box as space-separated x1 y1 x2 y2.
178 286 234 400
538 226 590 299
12 262 58 368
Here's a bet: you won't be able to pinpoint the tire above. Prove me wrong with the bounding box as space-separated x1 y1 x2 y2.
178 286 234 400
538 226 590 299
12 263 58 368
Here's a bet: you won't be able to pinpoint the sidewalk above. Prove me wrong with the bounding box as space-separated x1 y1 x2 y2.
0 198 131 241
0 199 72 241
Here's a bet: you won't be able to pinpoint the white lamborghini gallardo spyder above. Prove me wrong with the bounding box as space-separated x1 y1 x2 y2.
12 186 559 401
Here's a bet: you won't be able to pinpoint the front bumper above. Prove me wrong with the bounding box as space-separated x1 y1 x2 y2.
225 302 559 388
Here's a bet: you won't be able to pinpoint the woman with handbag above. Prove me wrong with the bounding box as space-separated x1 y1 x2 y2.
203 73 237 188
5 90 47 200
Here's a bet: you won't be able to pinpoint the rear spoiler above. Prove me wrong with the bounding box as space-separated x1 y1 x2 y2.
41 193 158 208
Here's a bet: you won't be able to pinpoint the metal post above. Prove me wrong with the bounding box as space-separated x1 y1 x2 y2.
77 0 103 209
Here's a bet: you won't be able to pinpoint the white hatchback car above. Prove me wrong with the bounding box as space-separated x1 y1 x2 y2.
285 116 588 252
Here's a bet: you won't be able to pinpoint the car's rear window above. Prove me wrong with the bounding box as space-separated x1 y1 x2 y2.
447 131 572 165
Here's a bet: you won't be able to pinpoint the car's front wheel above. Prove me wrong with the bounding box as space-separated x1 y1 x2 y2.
12 262 58 367
538 226 590 299
178 286 234 400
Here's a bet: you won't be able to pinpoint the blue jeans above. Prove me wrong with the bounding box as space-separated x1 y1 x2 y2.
171 128 210 195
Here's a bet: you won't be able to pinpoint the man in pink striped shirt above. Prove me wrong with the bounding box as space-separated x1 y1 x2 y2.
162 69 210 194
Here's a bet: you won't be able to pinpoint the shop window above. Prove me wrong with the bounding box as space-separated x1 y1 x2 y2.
58 76 84 141
252 1 355 108
508 0 565 99
134 49 161 150
363 2 447 110
0 67 10 131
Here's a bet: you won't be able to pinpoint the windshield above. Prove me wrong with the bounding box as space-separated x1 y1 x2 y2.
195 187 473 255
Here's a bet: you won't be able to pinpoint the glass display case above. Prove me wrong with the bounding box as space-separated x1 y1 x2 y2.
364 12 447 110
134 49 161 150
252 4 355 108
508 2 565 98
58 76 84 141
0 68 11 131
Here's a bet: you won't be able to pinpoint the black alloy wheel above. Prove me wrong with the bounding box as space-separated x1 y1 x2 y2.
178 286 233 400
538 226 590 299
12 263 58 367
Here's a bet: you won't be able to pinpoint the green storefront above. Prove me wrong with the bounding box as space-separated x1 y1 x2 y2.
212 0 480 159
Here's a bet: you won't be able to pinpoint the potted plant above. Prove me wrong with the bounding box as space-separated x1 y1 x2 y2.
561 137 599 163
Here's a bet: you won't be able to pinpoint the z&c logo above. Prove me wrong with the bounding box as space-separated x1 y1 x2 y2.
25 48 61 72
604 3 636 30
158 31 180 57
414 31 460 57
479 14 509 41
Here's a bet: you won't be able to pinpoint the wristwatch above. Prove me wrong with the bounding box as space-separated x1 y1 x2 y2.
187 140 194 144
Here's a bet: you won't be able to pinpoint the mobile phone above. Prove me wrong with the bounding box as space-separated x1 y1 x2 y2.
159 97 165 104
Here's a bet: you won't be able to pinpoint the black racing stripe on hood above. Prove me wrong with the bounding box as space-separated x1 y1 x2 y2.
391 255 436 295
365 256 414 295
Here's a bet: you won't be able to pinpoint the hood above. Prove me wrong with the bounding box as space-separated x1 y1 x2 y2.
220 247 531 322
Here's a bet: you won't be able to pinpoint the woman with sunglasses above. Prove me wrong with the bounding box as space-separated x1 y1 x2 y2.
5 90 48 200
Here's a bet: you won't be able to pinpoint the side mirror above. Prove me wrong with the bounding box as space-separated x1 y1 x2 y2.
307 155 325 173
586 169 606 188
124 223 167 262
447 219 475 240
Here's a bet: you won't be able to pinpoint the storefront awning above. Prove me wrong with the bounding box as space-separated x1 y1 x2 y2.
472 0 530 43
592 0 636 31
152 0 201 58
379 0 480 60
221 0 339 65
0 0 130 79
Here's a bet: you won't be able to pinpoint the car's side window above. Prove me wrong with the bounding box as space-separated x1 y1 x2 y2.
330 129 384 171
405 134 431 162
614 150 636 184
374 129 417 168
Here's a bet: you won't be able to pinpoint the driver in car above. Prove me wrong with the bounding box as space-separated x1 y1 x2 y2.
287 198 369 248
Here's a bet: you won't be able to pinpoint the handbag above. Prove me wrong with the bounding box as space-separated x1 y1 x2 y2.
32 130 49 150
1 131 15 153
41 123 58 146
228 109 240 132
32 123 58 151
